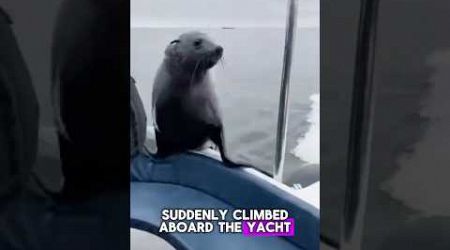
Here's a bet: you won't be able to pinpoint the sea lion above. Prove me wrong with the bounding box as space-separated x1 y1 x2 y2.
152 31 237 167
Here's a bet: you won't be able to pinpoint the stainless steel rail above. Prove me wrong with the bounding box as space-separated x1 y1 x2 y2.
274 0 299 182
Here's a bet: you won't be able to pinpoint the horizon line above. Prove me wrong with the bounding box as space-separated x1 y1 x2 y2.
130 24 319 29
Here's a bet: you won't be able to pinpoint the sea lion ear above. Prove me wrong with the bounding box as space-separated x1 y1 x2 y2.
165 40 180 57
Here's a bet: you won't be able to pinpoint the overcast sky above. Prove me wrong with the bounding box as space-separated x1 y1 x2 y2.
131 0 319 28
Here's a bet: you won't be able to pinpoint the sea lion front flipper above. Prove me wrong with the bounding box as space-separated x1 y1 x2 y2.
209 125 240 168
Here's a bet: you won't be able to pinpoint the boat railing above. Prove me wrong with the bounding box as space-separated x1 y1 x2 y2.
274 0 299 182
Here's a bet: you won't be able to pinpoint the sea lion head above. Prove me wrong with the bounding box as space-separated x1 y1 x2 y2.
164 31 223 73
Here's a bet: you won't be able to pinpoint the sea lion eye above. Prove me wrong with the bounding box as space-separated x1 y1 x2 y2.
170 39 180 45
193 39 203 48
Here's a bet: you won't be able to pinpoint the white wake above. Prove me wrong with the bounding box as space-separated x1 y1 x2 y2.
292 93 320 164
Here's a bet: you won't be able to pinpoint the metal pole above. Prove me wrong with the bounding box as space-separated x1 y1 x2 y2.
274 0 299 182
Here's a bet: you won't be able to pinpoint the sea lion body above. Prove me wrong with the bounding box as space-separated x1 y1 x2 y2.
152 31 235 166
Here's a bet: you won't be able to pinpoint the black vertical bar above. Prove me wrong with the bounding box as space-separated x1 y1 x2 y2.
341 0 380 248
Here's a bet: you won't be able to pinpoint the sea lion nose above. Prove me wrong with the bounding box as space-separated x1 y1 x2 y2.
215 46 223 56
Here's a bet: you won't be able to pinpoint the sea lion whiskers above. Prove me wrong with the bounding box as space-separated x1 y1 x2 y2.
189 54 208 86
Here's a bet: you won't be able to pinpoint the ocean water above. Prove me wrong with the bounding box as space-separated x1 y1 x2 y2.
130 27 319 185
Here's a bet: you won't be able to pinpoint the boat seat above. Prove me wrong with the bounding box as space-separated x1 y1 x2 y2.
131 153 319 250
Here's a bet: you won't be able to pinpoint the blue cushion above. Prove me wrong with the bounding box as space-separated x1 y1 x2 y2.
131 153 319 250
131 182 302 250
